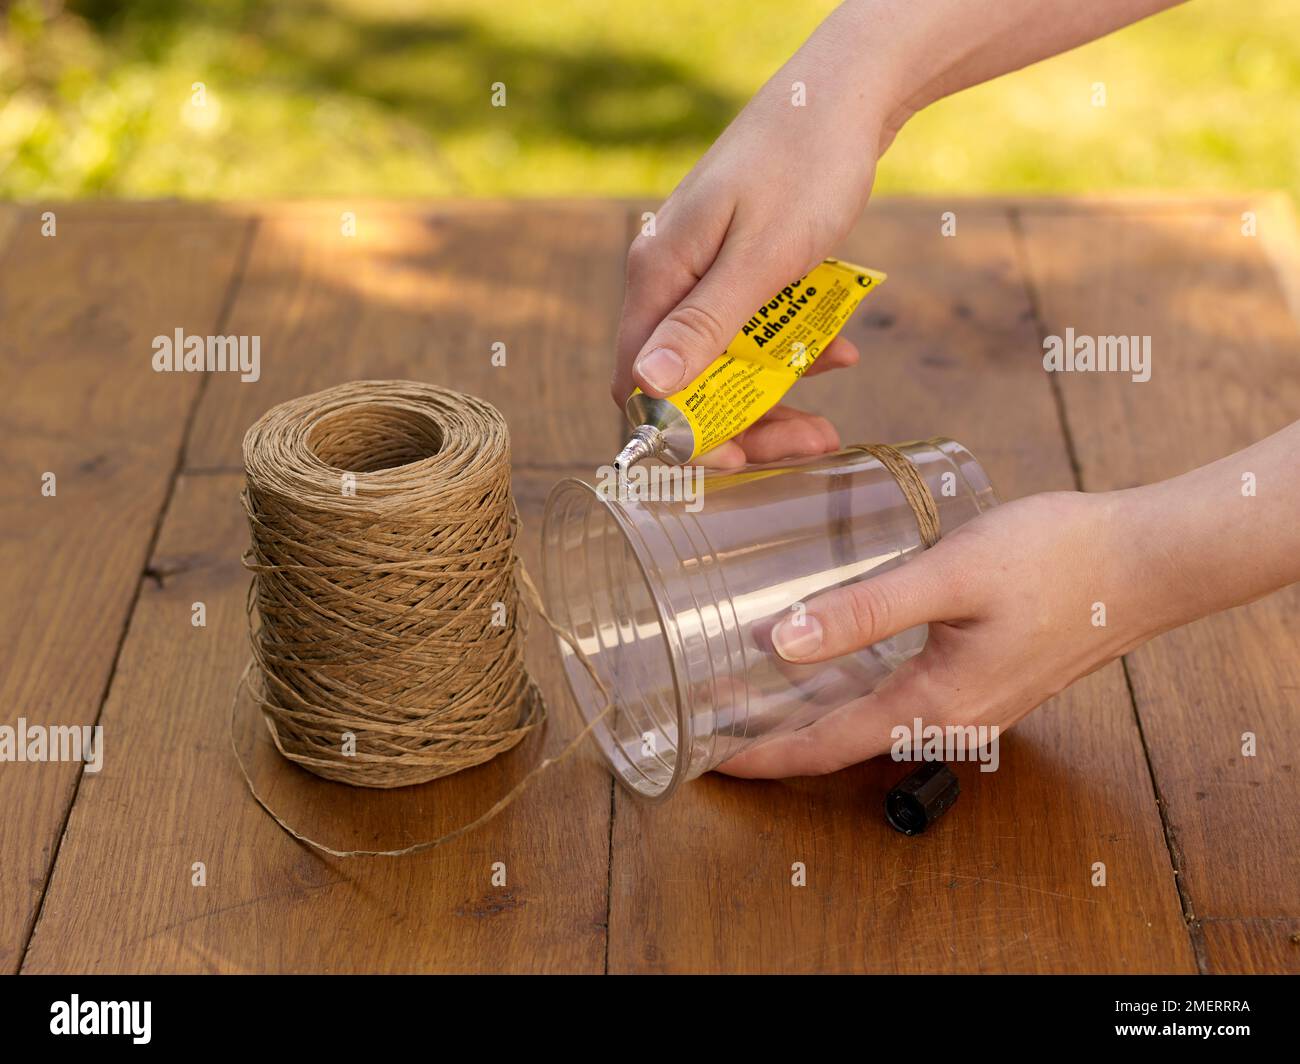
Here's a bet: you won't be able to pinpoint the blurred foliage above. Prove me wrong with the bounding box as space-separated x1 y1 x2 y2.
0 0 1295 199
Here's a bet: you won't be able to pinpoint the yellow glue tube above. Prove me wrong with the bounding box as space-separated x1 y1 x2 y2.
614 258 886 471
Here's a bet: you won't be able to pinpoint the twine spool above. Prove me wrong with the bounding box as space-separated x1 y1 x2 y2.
240 381 545 789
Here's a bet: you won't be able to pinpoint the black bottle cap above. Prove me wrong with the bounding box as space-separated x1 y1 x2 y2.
885 761 960 835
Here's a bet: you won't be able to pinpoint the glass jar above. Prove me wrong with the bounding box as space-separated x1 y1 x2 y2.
540 438 999 801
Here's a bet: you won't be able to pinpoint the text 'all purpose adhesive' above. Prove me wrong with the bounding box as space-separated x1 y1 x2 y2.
615 258 886 470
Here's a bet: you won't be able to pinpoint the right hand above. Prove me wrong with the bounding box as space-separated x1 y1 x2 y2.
609 6 899 468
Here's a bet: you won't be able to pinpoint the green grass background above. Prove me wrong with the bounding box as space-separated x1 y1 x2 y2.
1 0 1295 199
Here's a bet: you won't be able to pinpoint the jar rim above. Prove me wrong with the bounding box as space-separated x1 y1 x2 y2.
541 476 691 802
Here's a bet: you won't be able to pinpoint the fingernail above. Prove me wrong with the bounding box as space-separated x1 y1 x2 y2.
772 615 823 661
634 347 686 394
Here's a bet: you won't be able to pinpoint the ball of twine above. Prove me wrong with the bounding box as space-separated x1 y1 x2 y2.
240 380 545 789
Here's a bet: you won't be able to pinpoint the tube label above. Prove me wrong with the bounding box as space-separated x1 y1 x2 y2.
634 259 885 459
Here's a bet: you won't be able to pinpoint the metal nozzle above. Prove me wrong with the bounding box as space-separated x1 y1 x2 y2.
612 424 666 473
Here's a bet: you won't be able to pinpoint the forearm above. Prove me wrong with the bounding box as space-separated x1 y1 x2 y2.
1120 421 1300 633
760 0 1186 151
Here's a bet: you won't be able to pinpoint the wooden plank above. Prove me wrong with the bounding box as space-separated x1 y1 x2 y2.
0 208 251 973
0 204 24 257
186 202 628 470
1199 919 1300 975
606 202 1196 972
23 202 629 972
23 469 615 973
1016 207 1300 939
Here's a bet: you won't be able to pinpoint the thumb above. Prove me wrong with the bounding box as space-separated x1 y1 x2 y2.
631 240 814 398
770 540 977 664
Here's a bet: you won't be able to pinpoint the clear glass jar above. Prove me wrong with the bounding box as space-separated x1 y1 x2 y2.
540 438 999 801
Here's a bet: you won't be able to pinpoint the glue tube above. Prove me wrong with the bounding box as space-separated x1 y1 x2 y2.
614 259 886 470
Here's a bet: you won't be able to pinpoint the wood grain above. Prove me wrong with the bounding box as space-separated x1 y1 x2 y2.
23 469 615 973
1016 207 1300 940
0 206 251 973
605 203 1197 973
22 203 629 972
0 204 23 257
1199 919 1300 974
186 202 628 471
13 198 1295 973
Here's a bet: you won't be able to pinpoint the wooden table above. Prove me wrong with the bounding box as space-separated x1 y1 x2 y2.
3 197 1298 974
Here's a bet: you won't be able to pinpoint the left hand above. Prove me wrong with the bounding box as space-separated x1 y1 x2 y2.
719 489 1174 777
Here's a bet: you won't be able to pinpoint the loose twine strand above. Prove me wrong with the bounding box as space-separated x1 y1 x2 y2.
232 381 940 858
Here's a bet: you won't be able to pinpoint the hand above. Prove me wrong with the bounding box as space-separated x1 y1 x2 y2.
719 490 1174 777
607 0 1183 470
610 6 897 469
720 419 1300 778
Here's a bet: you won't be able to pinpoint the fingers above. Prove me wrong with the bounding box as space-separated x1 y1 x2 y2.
627 235 818 399
612 250 857 403
730 404 840 463
694 404 841 469
695 441 748 470
718 660 933 778
611 234 703 404
610 198 857 406
769 538 978 664
802 336 859 378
